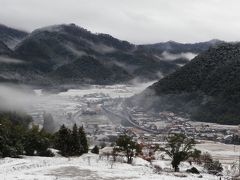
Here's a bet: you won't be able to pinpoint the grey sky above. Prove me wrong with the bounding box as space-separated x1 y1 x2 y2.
1 0 240 44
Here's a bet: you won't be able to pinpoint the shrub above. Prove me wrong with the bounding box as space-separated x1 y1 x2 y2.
204 160 223 175
91 145 99 154
186 167 200 174
38 149 54 157
200 152 213 164
153 165 162 174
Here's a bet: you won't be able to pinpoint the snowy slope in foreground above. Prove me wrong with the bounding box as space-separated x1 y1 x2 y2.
0 153 217 180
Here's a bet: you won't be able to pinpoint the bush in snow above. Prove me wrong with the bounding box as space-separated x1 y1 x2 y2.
186 167 200 174
153 165 163 174
198 152 223 175
200 152 212 164
91 145 99 154
204 160 223 175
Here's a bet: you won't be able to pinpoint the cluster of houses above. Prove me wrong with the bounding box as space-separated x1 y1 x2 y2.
125 108 240 145
81 102 240 147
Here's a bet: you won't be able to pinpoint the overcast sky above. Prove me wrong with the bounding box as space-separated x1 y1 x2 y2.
1 0 240 44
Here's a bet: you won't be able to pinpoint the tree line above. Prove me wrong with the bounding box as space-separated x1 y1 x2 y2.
54 124 88 156
0 111 88 158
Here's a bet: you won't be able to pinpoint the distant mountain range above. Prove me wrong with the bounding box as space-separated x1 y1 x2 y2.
139 39 222 54
0 23 223 86
0 24 28 49
131 43 240 125
0 40 12 55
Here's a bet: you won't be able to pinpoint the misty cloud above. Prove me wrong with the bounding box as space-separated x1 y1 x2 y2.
0 82 155 130
1 0 240 44
110 60 138 74
0 56 25 64
155 71 164 79
0 84 35 111
0 84 67 112
161 51 197 61
64 44 87 57
92 44 116 54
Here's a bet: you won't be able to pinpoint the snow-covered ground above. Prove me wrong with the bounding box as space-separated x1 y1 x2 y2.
1 141 238 180
0 153 218 180
196 141 240 164
58 82 155 99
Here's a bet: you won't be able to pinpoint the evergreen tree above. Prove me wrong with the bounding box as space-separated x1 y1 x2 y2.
24 125 53 156
37 130 54 157
78 126 88 154
71 124 81 155
0 116 26 158
54 124 71 156
0 112 53 158
54 124 88 156
24 125 40 156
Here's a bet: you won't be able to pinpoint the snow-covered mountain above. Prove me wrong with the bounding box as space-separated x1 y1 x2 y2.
0 24 28 49
0 23 222 86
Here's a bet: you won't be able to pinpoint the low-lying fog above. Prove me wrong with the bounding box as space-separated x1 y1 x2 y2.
0 81 155 129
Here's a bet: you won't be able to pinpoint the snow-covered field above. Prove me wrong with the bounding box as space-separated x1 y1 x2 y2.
196 141 240 164
1 141 238 180
0 153 218 180
1 142 236 180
